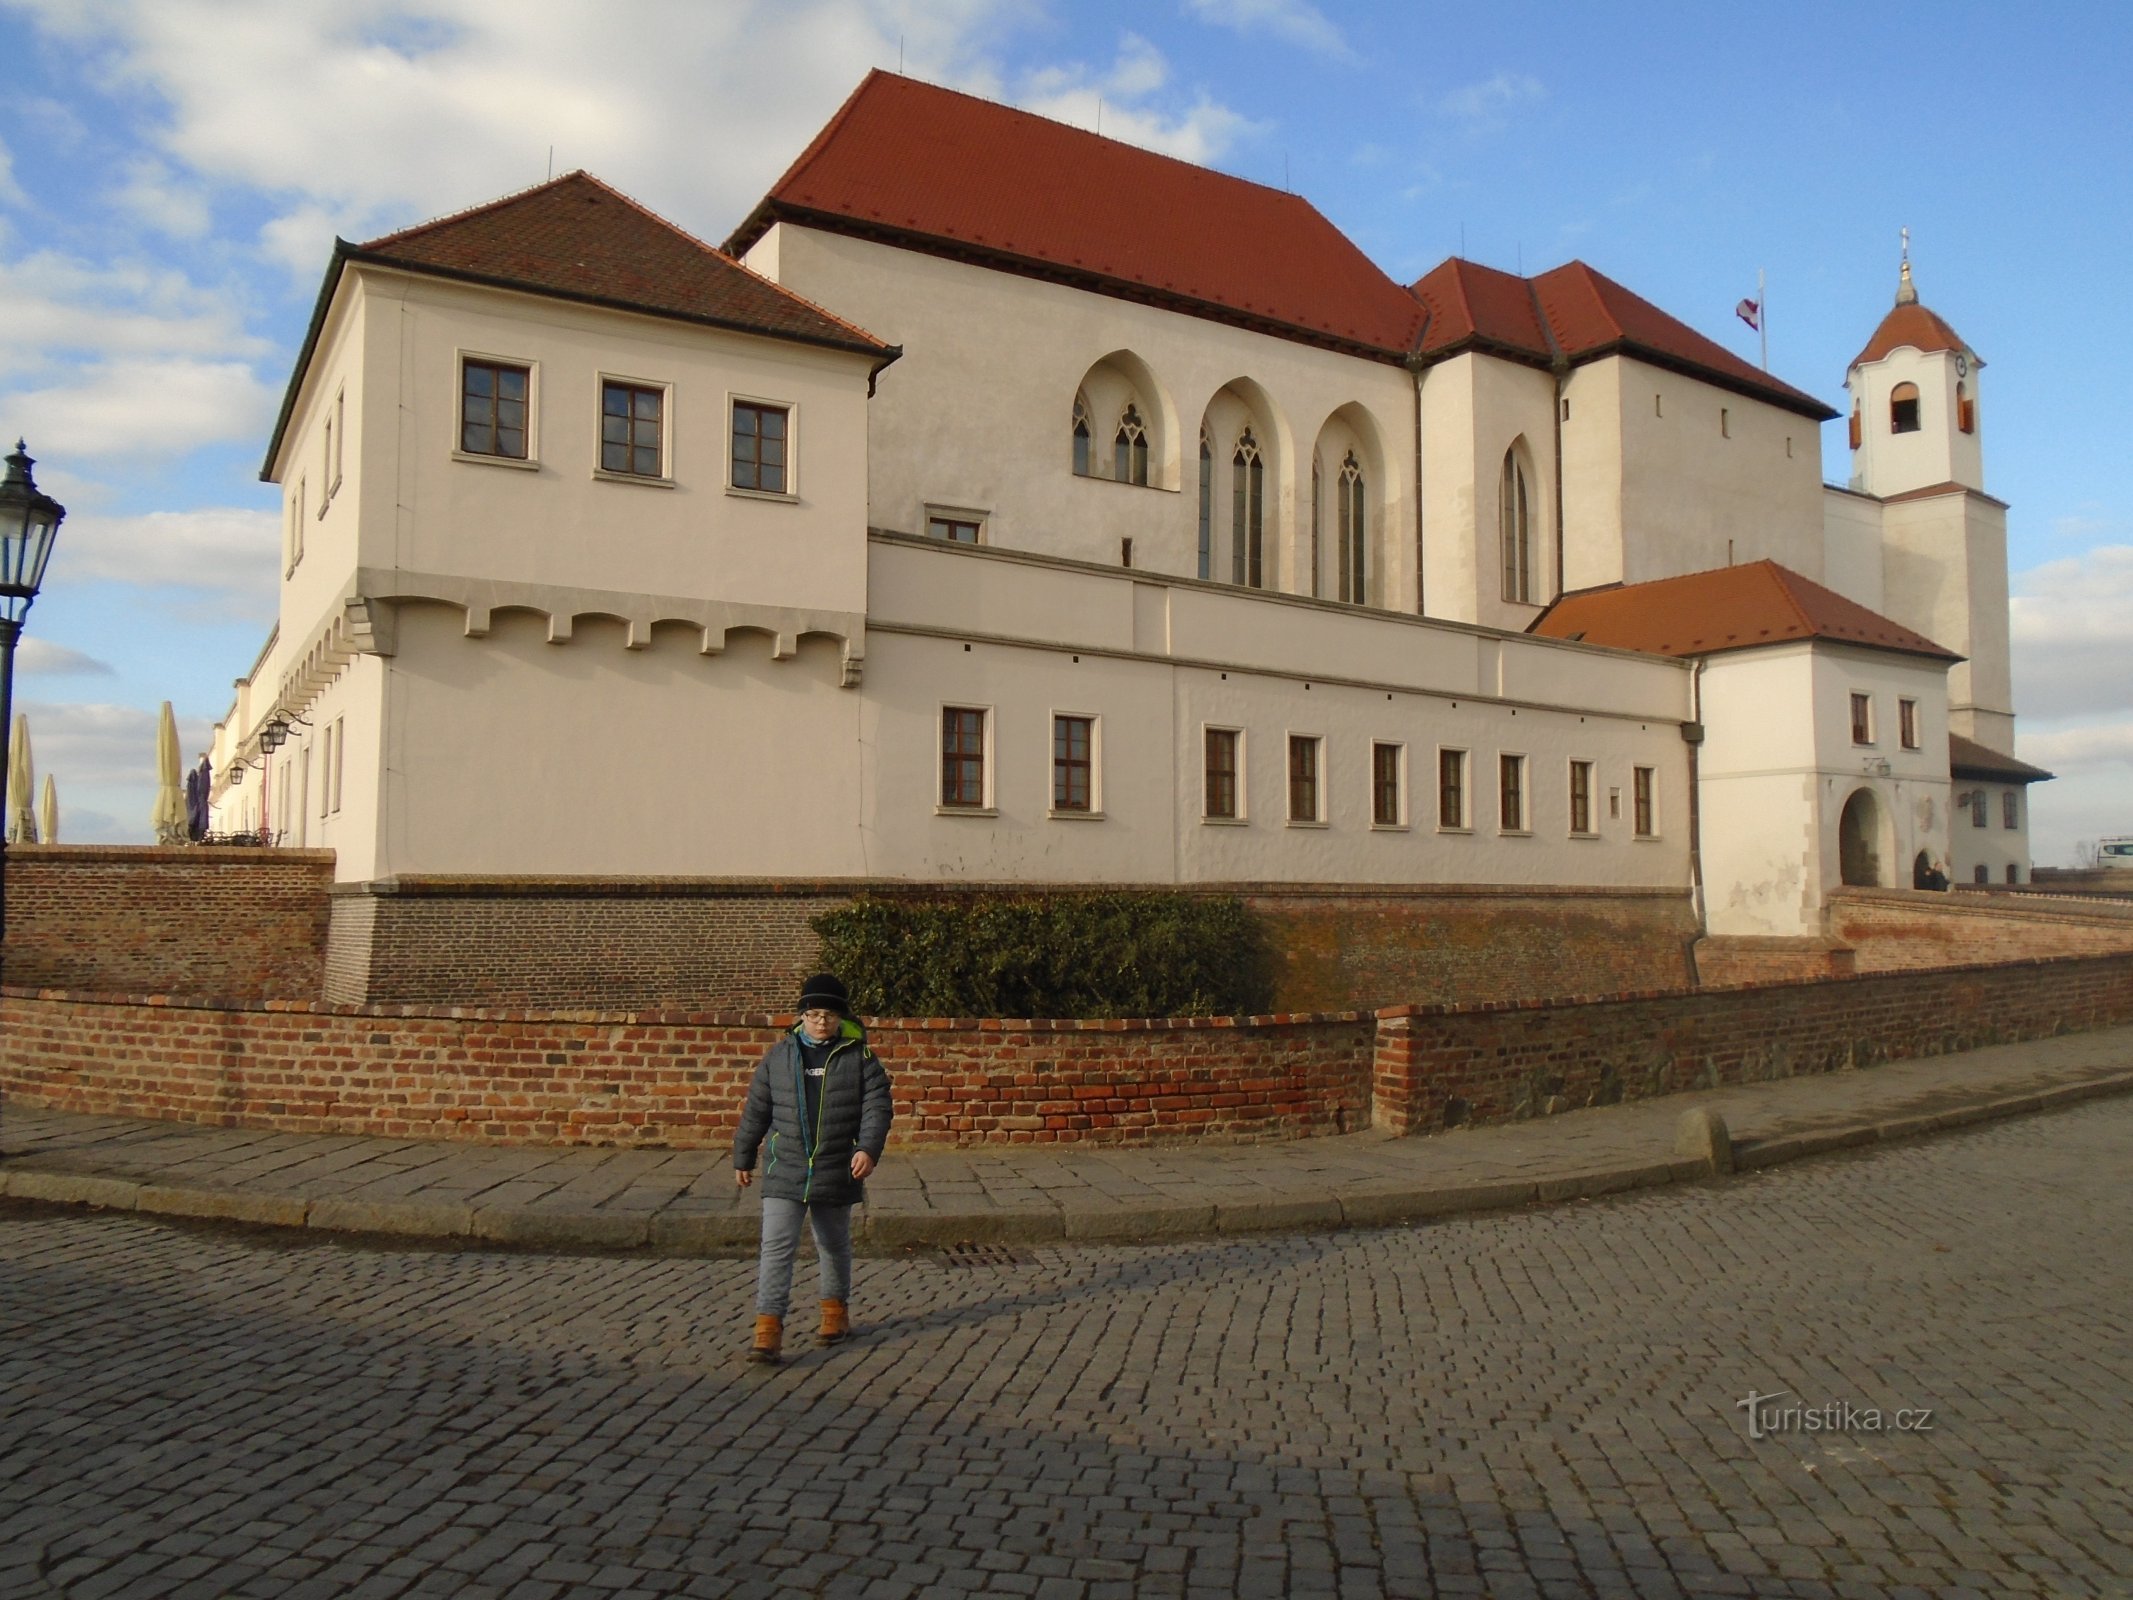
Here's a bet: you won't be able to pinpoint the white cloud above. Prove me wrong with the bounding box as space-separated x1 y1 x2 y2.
48 505 280 617
0 135 26 206
15 638 115 676
1017 35 1259 164
0 252 268 376
1434 72 1546 129
2009 542 2133 721
2020 724 2133 768
1181 0 1350 59
0 357 278 460
105 156 212 239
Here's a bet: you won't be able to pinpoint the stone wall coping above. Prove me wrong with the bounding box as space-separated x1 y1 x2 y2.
5 845 335 866
331 873 1692 903
0 983 1369 1031
1834 886 2133 925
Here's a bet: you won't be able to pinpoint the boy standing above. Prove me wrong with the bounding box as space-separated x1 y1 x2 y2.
732 973 893 1363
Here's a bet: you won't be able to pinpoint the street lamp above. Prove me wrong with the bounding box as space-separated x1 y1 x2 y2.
0 439 68 964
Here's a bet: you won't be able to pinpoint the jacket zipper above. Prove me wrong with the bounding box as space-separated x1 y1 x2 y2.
800 1033 857 1204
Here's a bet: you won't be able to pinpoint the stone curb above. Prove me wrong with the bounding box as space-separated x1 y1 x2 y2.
4 1068 2130 1251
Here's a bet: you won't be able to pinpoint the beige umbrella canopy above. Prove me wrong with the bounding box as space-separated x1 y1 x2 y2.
152 700 188 845
39 773 58 844
6 711 35 844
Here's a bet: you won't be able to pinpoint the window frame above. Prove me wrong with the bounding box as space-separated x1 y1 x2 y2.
1049 711 1100 818
1969 789 1988 828
1850 692 1875 747
1500 449 1533 604
1568 759 1595 837
1497 752 1528 835
1370 740 1405 830
925 505 987 545
1286 733 1325 826
285 475 305 577
1202 726 1244 823
1437 747 1469 832
455 353 538 468
1632 766 1657 839
1899 698 1921 751
937 705 994 815
595 373 673 485
1113 405 1149 486
1338 451 1367 606
2001 790 2018 831
1890 381 1921 435
728 394 795 500
1232 429 1265 589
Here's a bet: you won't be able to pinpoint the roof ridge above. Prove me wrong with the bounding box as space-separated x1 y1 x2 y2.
362 169 593 252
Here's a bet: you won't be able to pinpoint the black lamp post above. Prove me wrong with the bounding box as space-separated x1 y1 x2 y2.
0 440 68 964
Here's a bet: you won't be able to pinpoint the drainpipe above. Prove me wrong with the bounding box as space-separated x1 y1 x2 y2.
1684 658 1708 968
1405 350 1428 614
1551 365 1569 600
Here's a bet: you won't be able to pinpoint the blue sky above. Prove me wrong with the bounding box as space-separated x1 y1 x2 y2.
1 0 2126 861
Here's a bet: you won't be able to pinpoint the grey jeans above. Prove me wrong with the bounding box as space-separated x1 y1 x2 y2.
755 1198 854 1317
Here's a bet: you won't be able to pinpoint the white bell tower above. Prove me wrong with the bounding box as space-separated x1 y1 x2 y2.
1846 234 1984 497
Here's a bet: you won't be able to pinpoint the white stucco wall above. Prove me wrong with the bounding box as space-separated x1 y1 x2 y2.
1819 486 1886 613
1879 488 2013 749
1947 778 2034 886
1847 344 1983 498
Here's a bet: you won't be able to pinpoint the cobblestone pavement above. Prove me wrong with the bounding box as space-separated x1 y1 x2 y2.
5 1104 2130 1600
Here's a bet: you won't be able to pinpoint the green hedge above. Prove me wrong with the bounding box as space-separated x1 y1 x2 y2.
810 891 1273 1019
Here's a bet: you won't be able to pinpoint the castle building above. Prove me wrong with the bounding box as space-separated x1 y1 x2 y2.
210 72 2045 995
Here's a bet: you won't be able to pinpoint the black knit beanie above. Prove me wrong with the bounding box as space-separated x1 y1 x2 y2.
797 973 850 1015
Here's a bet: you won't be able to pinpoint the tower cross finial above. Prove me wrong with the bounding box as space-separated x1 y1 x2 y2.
1895 226 1917 304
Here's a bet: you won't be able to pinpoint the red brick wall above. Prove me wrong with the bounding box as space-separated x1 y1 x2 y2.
1373 951 2133 1134
1832 888 2133 972
0 991 1371 1149
1693 937 1855 986
2 846 333 1001
1248 886 1697 1010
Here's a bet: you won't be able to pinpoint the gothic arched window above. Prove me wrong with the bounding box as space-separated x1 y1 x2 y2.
1500 448 1533 604
1114 405 1148 485
1337 451 1366 604
1232 429 1264 589
1196 428 1213 580
1072 394 1092 475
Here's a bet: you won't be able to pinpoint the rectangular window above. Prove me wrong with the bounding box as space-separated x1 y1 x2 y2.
927 515 981 543
1052 715 1094 813
1371 742 1402 827
1438 748 1467 829
285 477 305 574
1204 728 1240 820
332 387 345 492
1899 698 1921 750
1569 760 1593 835
1498 754 1526 832
601 380 664 478
1970 790 1988 828
321 406 335 509
329 717 344 815
461 359 530 459
2001 791 2018 830
1850 692 1873 745
731 400 788 493
1287 735 1321 823
940 707 987 809
1633 766 1656 837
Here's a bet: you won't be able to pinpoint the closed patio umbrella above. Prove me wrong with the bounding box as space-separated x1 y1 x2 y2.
38 773 57 843
6 711 35 844
152 700 187 845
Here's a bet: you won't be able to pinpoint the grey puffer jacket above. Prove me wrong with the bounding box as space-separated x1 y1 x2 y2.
732 1019 894 1206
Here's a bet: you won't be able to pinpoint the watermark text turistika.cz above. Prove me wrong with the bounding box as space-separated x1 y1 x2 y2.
1736 1389 1936 1440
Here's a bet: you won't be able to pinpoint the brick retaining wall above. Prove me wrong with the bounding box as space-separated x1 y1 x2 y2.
2 846 333 1000
1831 888 2133 972
0 991 1371 1149
1372 951 2133 1134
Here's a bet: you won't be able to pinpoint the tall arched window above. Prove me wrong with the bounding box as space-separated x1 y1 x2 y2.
1072 394 1092 475
1889 382 1920 434
1196 428 1212 579
1956 380 1975 434
1500 448 1533 603
1310 455 1322 598
1114 405 1148 485
1337 451 1366 604
1232 429 1264 589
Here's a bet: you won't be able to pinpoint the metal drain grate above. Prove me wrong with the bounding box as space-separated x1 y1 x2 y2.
939 1241 1028 1267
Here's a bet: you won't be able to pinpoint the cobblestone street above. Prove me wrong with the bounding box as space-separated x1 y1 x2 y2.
4 1102 2129 1600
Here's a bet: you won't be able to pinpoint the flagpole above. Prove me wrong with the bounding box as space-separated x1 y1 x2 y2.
1758 267 1768 372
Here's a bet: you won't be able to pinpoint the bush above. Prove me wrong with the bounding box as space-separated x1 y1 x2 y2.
810 891 1273 1019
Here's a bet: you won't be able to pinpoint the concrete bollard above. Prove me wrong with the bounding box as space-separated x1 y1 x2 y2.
1674 1106 1734 1176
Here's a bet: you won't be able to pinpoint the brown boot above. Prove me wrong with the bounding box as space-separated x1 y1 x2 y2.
816 1299 850 1346
749 1314 783 1364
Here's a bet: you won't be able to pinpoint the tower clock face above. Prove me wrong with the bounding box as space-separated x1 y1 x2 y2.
1956 355 1968 376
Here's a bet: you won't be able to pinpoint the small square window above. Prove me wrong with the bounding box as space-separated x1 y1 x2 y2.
1633 767 1656 838
1899 698 1921 750
462 360 531 459
1287 735 1322 823
732 400 788 494
941 707 988 810
1371 742 1403 827
927 514 983 544
602 380 665 478
1438 749 1467 829
1850 692 1874 746
1204 728 1241 820
1052 714 1095 813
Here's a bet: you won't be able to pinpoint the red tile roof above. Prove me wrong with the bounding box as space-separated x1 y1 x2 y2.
1949 733 2052 784
1530 560 1961 662
356 171 890 355
1851 300 1969 369
1410 258 1554 361
728 70 1427 356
